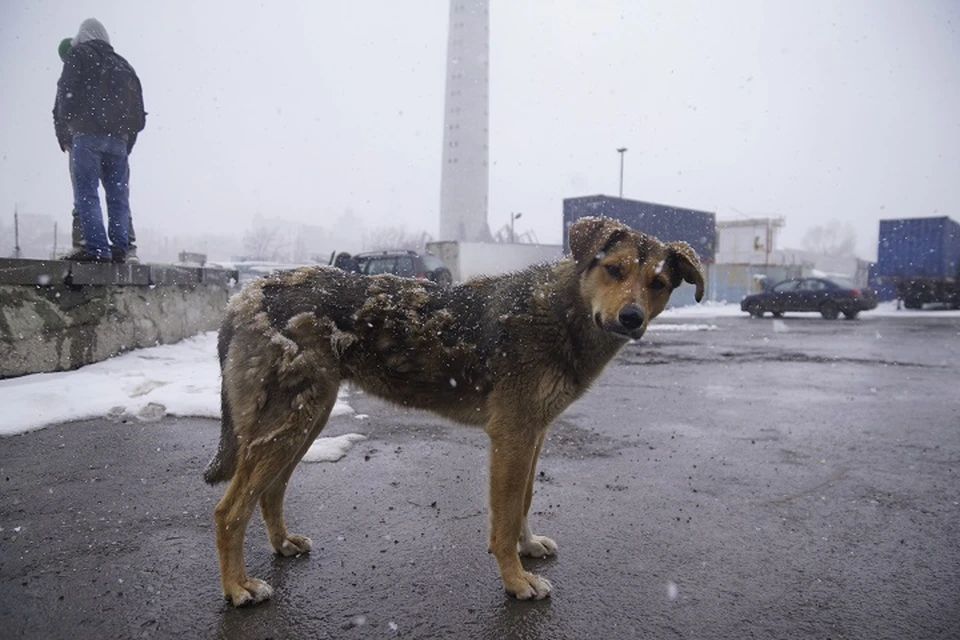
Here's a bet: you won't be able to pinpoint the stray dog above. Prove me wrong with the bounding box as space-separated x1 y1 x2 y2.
204 215 705 606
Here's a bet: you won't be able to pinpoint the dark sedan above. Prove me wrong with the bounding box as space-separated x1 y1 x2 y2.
741 277 878 320
335 250 453 285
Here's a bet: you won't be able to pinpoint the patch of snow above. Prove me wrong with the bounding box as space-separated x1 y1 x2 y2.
868 301 960 317
0 332 354 437
660 302 745 318
302 434 367 463
648 323 717 332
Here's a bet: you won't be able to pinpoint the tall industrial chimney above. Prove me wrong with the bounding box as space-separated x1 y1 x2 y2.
438 0 491 242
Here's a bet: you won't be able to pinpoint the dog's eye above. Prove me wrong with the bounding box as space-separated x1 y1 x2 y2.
650 279 667 291
604 264 623 280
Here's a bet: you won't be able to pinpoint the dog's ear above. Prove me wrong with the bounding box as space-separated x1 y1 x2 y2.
667 241 705 302
568 217 626 273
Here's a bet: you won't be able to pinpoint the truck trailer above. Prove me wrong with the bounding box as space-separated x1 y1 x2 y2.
562 195 716 264
875 216 960 309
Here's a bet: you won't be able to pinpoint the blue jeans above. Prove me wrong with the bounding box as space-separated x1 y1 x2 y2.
71 133 130 257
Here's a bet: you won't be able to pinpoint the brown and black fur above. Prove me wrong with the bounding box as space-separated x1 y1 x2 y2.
204 215 705 606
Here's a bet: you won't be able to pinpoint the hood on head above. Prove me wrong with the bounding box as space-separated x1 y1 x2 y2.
74 18 110 45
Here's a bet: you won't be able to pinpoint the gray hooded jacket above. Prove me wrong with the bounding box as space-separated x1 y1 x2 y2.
73 18 110 46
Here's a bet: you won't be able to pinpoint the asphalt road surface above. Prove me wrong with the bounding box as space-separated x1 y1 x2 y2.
2 313 959 639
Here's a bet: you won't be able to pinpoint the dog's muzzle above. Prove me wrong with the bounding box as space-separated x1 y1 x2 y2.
618 304 644 331
595 303 646 339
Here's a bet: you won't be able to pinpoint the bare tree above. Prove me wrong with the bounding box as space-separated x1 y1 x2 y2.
802 221 857 256
363 226 431 251
242 224 287 261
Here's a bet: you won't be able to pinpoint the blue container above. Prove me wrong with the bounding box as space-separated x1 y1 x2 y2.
867 262 897 302
563 195 716 263
876 216 960 279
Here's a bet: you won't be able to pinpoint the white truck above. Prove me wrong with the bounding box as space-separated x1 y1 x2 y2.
425 241 564 283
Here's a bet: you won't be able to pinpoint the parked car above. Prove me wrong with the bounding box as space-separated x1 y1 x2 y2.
741 277 878 320
347 250 453 285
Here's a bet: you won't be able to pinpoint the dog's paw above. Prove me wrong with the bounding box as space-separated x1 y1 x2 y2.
227 578 274 607
518 534 558 558
277 534 313 557
504 571 553 600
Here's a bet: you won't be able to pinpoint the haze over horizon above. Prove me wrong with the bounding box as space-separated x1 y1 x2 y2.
2 0 958 261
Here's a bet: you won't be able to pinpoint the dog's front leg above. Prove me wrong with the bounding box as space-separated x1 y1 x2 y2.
487 426 553 600
518 430 558 559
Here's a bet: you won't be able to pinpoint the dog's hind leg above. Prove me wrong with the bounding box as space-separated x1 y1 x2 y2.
486 421 553 600
214 466 276 606
215 382 337 607
518 430 558 559
259 384 339 558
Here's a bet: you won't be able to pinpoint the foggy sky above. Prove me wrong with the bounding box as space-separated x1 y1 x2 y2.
1 0 958 260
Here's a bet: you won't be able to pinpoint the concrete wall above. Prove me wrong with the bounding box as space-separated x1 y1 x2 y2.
0 259 237 379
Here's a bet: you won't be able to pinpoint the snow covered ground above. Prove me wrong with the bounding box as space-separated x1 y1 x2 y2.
0 331 363 461
1 301 955 442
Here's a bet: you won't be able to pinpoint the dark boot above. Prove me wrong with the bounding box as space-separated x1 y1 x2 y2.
126 214 139 263
65 248 110 263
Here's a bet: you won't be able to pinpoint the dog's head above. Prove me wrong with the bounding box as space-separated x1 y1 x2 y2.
568 216 705 340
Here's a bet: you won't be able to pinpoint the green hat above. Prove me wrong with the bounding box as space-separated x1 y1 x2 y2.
58 37 72 62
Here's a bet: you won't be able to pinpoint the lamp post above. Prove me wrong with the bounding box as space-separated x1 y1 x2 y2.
510 212 522 243
13 204 22 259
616 147 628 198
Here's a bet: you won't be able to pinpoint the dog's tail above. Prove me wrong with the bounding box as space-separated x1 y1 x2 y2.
203 318 239 485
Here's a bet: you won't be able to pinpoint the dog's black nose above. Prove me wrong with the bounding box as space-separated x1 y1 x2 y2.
618 304 645 331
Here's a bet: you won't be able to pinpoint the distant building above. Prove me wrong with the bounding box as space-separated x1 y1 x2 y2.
438 0 491 242
715 218 785 265
716 216 868 282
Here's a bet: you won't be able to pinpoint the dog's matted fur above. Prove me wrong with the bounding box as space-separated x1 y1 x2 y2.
205 215 705 606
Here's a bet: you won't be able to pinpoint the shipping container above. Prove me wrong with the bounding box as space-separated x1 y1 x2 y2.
562 195 716 263
876 216 960 279
875 216 960 308
867 262 897 302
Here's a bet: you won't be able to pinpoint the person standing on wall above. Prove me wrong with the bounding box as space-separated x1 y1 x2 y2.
57 37 140 263
54 18 145 263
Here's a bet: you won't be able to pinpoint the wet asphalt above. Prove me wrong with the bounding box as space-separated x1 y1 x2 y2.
1 313 959 639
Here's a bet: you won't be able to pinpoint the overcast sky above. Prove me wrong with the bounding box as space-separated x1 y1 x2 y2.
1 0 958 260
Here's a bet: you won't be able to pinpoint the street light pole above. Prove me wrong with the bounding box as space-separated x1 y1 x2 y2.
13 204 22 259
616 147 628 198
510 212 522 243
